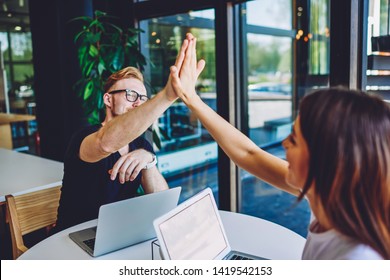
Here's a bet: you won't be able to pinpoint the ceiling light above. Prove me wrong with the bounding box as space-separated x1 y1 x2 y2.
15 26 22 31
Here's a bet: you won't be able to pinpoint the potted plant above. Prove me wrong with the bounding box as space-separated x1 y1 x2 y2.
70 10 147 124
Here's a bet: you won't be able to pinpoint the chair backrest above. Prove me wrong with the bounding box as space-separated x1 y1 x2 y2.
6 185 62 259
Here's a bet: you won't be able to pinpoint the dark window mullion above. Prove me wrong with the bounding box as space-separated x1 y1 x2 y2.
6 29 14 85
215 0 234 211
235 2 248 213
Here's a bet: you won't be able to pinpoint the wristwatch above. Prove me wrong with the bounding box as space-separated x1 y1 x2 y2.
144 154 157 170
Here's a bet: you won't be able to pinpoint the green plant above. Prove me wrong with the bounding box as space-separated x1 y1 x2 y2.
71 10 147 124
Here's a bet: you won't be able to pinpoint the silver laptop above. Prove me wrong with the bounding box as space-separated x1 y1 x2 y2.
69 187 181 257
153 187 266 260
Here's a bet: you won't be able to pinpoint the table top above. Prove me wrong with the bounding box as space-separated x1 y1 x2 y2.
0 148 63 202
0 113 35 125
18 210 306 260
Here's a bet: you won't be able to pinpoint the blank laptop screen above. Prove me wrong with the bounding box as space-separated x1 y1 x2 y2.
158 193 228 260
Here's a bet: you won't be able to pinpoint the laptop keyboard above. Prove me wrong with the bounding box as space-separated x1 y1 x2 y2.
83 238 96 250
229 254 253 260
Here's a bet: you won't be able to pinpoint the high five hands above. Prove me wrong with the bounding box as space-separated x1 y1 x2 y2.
170 33 206 103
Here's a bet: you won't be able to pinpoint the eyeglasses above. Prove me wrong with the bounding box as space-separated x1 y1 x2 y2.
108 89 149 103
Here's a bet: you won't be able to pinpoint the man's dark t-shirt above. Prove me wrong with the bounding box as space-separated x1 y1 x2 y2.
55 124 154 231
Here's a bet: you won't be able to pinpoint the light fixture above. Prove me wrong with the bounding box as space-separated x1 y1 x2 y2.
15 26 22 31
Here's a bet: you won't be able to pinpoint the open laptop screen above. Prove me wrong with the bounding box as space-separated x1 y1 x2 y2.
157 192 228 259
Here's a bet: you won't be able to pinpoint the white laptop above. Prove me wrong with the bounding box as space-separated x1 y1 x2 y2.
153 187 266 260
69 186 181 257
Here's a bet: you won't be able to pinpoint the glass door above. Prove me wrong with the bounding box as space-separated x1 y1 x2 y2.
139 9 219 203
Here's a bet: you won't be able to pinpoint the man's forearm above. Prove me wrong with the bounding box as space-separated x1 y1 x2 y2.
98 89 176 153
80 89 176 163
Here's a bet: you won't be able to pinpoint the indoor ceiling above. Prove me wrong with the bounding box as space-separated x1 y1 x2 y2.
0 0 29 31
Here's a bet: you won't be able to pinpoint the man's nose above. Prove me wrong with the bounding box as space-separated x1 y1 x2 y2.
132 99 142 107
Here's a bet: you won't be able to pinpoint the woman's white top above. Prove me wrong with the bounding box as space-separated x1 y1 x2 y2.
302 220 383 260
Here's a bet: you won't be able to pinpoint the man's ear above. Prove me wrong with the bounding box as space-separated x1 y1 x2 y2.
103 93 112 108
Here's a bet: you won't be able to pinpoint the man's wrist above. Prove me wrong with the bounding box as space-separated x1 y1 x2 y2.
144 154 157 170
162 84 179 103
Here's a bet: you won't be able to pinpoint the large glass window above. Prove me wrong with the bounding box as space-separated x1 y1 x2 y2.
0 1 37 152
237 0 310 237
135 0 331 238
139 9 218 203
367 0 390 100
0 29 34 114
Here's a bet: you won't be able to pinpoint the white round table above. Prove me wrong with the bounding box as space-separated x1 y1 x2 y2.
18 210 305 260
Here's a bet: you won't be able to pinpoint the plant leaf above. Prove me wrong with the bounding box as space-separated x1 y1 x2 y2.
67 16 92 24
98 61 106 76
111 47 124 71
87 60 97 76
71 10 148 125
88 19 105 32
74 31 87 43
84 80 94 100
89 45 99 57
106 22 123 34
94 10 107 18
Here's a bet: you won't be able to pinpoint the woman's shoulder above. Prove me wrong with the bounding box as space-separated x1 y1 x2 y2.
341 244 383 260
304 225 383 260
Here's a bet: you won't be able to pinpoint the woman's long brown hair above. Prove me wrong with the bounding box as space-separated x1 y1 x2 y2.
298 87 390 259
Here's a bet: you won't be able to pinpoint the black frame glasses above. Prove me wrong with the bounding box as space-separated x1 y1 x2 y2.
108 89 149 103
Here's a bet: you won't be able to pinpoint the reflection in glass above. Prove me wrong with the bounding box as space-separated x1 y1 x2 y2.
247 34 292 145
13 64 33 83
139 10 218 203
246 0 292 30
0 30 35 103
0 32 9 59
239 2 310 237
10 32 33 62
308 0 330 75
